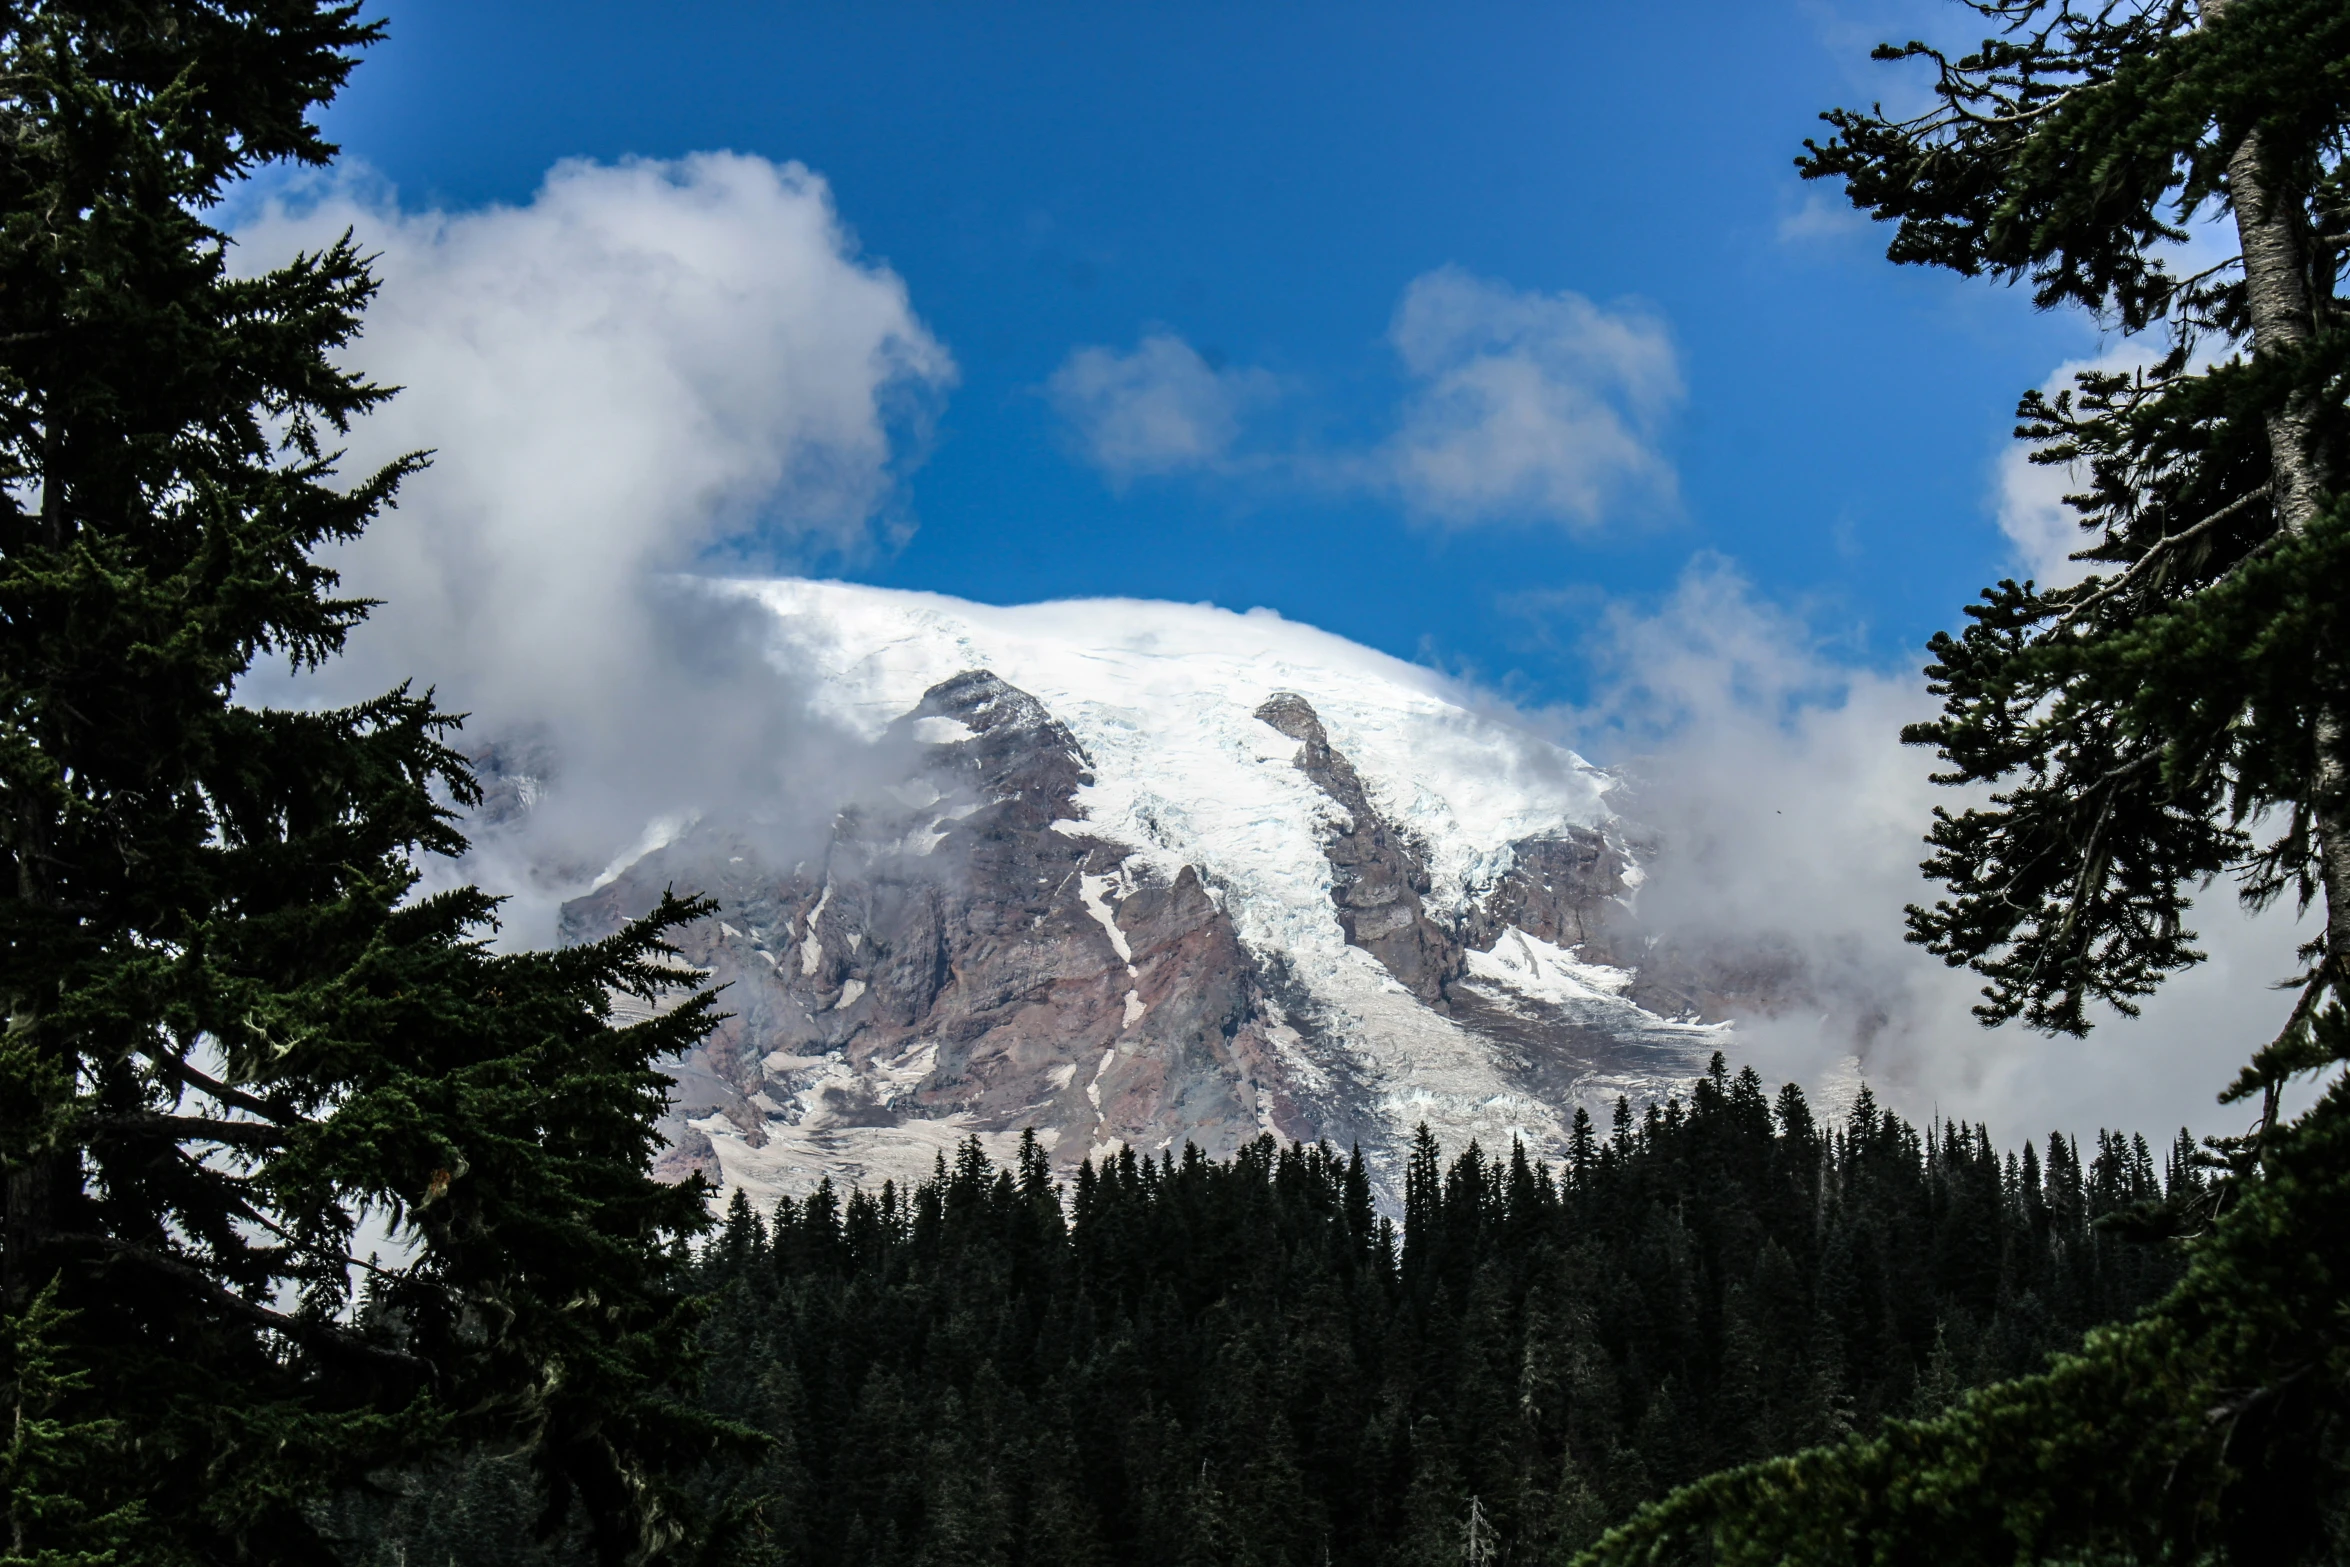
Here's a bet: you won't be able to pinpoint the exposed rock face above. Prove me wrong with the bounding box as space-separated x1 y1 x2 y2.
528 576 1833 1210
1251 691 1736 1033
1469 827 1633 953
564 670 1314 1198
1255 693 1461 1006
1596 933 1812 1030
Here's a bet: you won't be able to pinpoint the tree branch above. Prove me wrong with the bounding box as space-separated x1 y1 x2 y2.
147 1056 302 1126
61 1232 434 1377
93 1112 289 1148
2051 483 2273 627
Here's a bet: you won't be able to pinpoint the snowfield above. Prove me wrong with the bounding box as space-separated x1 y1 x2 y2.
690 579 1709 1171
742 576 1617 908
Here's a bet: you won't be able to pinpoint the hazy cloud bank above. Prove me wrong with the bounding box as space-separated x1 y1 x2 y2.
1548 557 2306 1146
1048 267 1680 528
232 153 954 941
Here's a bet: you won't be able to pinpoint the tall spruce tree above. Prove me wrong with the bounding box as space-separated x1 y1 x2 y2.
1577 1 2350 1561
0 5 730 1563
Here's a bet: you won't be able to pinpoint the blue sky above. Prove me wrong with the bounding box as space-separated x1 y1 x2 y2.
241 0 2298 1136
310 0 2104 706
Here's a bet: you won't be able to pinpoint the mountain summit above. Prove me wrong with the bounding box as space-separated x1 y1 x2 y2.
555 581 1740 1205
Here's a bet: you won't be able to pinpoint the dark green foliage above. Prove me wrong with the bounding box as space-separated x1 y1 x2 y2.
1578 1065 2350 1567
0 1284 141 1566
1802 0 2350 326
0 5 732 1561
1562 2 2350 1560
351 1061 2191 1567
1797 0 2350 1039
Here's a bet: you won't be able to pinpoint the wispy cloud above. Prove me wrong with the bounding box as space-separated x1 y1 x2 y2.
1045 332 1279 482
1536 556 2306 1143
1045 267 1680 529
1381 267 1679 525
1775 188 1872 243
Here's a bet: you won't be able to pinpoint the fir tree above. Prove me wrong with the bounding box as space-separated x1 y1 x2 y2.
0 1284 140 1566
1579 1 2350 1559
431 1088 2181 1567
0 4 732 1561
1835 0 2350 1067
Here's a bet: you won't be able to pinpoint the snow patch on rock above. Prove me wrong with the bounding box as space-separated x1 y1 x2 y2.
720 579 1656 1166
1466 927 1636 1006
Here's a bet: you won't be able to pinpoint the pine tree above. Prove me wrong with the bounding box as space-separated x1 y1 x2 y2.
0 5 732 1561
1458 1496 1498 1567
0 1284 140 1566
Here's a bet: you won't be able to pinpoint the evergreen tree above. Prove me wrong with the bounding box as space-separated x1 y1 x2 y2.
1832 0 2350 1050
0 1284 140 1566
366 1083 2183 1567
0 4 731 1561
1578 1 2350 1559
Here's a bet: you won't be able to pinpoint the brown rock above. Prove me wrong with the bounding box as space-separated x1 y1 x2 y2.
1253 692 1464 1004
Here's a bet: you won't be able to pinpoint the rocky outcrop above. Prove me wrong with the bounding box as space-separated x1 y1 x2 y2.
1456 825 1807 1025
540 657 1818 1209
1250 692 1692 1024
1466 827 1633 953
1254 693 1463 1005
564 670 1314 1201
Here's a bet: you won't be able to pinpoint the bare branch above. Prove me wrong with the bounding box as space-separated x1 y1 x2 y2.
92 1112 290 1148
146 1055 302 1126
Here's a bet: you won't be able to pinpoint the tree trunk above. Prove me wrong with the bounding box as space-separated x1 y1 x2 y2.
2210 7 2349 986
2227 121 2334 528
3 458 62 1305
1 1156 58 1308
3 825 59 1308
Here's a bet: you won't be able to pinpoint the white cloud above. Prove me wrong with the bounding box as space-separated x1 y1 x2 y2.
1994 438 2096 589
233 153 954 941
1046 332 1277 481
1548 556 2307 1145
1049 267 1680 528
1382 267 1681 525
1776 188 1872 243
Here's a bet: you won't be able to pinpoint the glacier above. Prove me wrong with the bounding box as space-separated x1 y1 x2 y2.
547 579 1749 1210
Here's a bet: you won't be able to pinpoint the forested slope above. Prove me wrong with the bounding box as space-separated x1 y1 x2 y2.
339 1056 2194 1566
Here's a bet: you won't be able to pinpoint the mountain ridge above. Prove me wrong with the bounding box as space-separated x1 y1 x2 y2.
543 581 1762 1208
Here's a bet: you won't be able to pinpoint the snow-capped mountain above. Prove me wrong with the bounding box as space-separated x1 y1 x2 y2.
556 580 1740 1207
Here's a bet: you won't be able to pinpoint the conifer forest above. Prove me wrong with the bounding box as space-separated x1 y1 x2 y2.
339 1059 2197 1566
3 0 2348 1562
